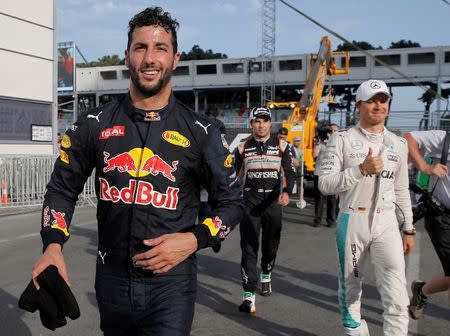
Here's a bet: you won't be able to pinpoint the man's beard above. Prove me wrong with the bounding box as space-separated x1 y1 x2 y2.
129 64 173 97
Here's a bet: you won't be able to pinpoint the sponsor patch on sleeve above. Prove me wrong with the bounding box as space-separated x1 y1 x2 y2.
61 134 71 148
59 149 69 164
224 154 233 168
202 216 222 237
50 209 70 237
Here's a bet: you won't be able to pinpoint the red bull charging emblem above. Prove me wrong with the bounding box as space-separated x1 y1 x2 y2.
103 148 178 182
43 207 70 237
101 148 180 209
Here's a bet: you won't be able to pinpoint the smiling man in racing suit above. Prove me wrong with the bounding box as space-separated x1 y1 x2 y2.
319 79 415 336
235 106 295 313
30 7 242 336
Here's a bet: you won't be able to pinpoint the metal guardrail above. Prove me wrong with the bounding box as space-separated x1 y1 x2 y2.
0 155 96 209
1 112 448 210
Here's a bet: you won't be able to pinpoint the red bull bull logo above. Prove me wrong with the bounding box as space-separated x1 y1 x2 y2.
102 148 178 182
103 152 138 173
50 209 69 237
141 155 178 182
99 177 179 209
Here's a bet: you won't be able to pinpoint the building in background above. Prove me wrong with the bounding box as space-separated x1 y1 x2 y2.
74 45 450 132
0 1 56 155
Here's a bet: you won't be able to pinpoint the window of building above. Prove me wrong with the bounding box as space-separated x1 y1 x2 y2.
408 52 435 65
222 63 244 74
173 66 190 76
342 56 366 68
196 64 217 75
374 54 401 66
248 61 271 72
122 70 130 79
279 59 302 71
100 70 118 80
444 51 450 63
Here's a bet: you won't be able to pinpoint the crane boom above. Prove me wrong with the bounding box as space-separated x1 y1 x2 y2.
267 36 349 174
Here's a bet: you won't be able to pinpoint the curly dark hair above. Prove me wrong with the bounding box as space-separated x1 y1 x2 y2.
127 7 179 53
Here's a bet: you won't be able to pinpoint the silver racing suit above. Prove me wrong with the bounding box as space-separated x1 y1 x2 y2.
319 124 413 335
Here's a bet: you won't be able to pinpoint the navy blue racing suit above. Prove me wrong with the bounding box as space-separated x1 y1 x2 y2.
40 93 243 335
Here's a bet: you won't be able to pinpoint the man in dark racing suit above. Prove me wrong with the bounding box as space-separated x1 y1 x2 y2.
235 107 295 313
31 7 242 336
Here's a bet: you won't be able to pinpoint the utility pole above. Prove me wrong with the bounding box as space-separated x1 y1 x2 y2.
261 0 276 106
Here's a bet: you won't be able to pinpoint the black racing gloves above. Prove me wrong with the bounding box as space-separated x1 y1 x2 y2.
18 265 80 330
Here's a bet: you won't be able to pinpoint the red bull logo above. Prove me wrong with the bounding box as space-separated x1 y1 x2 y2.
141 155 178 182
103 152 137 173
202 216 223 237
50 209 69 237
102 148 178 182
99 177 179 209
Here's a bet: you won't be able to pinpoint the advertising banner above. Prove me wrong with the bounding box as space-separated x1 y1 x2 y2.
57 42 75 92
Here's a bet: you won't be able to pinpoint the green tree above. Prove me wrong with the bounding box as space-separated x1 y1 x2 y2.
77 54 125 68
388 39 421 49
180 45 227 60
335 40 382 51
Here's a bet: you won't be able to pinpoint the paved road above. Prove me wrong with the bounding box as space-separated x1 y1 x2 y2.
0 199 449 336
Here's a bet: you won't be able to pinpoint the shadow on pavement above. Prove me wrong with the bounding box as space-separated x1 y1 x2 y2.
70 225 98 256
0 289 32 336
196 281 315 336
197 253 388 330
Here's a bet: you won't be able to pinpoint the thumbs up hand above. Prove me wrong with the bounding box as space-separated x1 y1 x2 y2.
360 147 383 175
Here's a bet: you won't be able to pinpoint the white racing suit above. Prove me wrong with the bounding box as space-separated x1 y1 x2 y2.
319 124 413 335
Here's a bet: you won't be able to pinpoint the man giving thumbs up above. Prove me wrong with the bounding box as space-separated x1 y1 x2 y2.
318 79 415 336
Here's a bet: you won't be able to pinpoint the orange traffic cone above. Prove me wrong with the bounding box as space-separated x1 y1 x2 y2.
1 181 9 204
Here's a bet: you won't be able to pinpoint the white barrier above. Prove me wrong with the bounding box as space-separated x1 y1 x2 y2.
0 155 96 209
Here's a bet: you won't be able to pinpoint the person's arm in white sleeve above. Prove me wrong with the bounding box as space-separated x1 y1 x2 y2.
395 139 413 231
404 132 448 179
319 133 364 195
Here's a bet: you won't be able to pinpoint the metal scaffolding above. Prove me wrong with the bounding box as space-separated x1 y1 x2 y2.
260 0 276 106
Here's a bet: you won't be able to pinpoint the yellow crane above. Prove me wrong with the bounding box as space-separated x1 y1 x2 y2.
268 36 350 174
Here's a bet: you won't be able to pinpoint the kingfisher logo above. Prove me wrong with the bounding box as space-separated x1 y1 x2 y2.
99 126 125 140
99 178 179 209
103 148 178 182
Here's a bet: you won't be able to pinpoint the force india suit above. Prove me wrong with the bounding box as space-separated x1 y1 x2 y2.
40 93 243 335
235 135 295 292
319 124 413 335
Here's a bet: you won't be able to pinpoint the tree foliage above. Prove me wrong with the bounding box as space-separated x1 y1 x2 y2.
77 54 125 68
180 45 228 61
335 41 382 51
388 39 421 49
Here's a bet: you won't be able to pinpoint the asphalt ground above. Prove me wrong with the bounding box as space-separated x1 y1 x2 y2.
0 193 449 335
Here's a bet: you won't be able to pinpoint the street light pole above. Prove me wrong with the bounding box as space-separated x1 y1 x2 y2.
244 58 255 110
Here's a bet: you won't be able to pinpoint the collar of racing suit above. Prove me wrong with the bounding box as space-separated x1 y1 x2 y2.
121 92 176 122
356 122 387 144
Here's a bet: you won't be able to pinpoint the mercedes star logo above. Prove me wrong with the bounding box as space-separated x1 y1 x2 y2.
370 82 381 89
